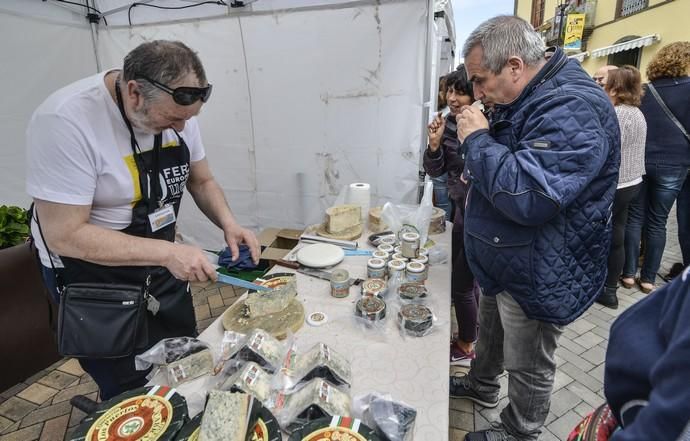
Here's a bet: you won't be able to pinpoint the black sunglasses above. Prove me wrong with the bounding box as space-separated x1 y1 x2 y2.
138 75 212 106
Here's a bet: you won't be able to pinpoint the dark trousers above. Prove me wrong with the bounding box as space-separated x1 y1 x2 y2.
452 207 478 344
676 172 690 266
606 183 642 288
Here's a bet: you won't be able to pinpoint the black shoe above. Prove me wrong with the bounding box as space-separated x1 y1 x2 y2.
450 375 499 408
595 287 618 309
664 263 685 281
465 423 517 441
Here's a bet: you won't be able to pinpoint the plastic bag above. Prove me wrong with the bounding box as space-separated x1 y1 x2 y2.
134 337 214 387
353 392 417 441
270 378 352 433
396 303 443 339
275 342 352 391
219 361 274 405
218 329 288 373
381 181 434 246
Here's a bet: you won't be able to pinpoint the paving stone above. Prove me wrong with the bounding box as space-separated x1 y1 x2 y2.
546 410 582 440
19 401 72 428
16 384 58 406
56 359 85 377
0 423 42 441
450 397 473 413
450 428 469 441
573 331 604 350
567 318 596 336
23 370 51 387
549 388 582 417
0 421 19 436
544 411 557 425
478 397 508 423
0 397 38 421
210 306 228 319
538 427 561 441
197 317 215 333
37 371 79 391
51 382 99 405
555 346 595 372
0 417 12 434
220 285 241 301
590 325 610 340
561 328 579 341
558 362 603 393
194 303 211 321
474 410 492 431
566 381 605 409
449 410 473 430
38 415 69 441
581 346 607 366
558 336 587 355
208 293 224 310
589 363 606 384
552 369 574 392
574 401 595 418
0 384 27 400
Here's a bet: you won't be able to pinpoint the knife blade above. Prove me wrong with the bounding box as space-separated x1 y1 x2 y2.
216 272 271 291
296 267 363 286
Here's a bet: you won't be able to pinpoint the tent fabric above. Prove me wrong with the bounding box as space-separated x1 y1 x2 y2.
0 0 453 251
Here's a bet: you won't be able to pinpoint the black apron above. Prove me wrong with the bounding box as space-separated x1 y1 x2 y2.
57 80 197 394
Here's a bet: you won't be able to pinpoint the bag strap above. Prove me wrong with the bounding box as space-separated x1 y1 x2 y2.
31 203 63 293
647 83 690 144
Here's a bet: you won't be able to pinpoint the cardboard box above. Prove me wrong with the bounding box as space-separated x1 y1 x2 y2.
258 228 302 263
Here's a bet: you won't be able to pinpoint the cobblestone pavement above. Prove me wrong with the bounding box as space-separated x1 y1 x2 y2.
0 218 682 440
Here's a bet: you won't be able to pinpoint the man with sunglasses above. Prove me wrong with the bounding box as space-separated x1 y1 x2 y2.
26 40 259 400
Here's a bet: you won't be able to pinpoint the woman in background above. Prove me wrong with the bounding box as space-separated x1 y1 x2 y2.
424 65 478 366
596 66 646 309
622 42 690 293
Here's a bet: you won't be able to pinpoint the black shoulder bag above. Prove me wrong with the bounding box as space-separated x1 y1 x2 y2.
647 83 690 144
34 210 150 359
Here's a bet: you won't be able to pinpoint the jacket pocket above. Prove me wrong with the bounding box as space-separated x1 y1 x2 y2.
466 212 536 294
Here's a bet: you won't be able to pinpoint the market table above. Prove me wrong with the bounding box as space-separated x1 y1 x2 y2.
163 225 451 440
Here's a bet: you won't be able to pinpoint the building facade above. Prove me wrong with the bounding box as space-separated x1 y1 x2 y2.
514 0 690 80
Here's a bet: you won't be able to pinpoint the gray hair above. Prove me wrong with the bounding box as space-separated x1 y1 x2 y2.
462 15 545 74
122 40 207 102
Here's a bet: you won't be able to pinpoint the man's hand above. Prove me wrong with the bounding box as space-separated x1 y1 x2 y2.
427 112 445 152
165 243 218 282
456 106 489 143
223 224 261 264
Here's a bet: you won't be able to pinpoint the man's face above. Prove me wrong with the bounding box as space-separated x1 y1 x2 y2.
129 72 204 134
593 67 614 87
465 46 518 108
446 86 473 115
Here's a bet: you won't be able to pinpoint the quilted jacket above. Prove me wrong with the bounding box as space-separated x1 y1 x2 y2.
463 48 620 325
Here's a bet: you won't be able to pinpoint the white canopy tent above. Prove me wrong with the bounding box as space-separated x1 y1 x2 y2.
0 0 455 249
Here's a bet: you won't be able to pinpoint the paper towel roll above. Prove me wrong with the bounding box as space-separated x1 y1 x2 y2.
348 183 370 222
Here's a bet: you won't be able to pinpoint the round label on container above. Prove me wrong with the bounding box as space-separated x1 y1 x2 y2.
72 386 187 441
361 278 387 297
398 283 428 300
307 311 328 327
356 296 386 320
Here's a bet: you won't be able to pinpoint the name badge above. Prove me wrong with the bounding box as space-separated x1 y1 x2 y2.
148 204 176 232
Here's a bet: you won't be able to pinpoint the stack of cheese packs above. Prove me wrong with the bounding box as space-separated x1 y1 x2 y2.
199 391 253 441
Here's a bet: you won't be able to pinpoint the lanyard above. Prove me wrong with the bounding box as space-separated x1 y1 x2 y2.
115 77 162 211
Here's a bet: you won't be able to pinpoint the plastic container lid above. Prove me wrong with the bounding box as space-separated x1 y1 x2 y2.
372 250 390 260
406 261 425 273
307 311 328 326
401 232 420 242
367 258 386 269
388 259 406 271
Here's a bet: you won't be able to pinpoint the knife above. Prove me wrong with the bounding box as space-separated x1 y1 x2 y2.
297 267 363 286
216 272 271 291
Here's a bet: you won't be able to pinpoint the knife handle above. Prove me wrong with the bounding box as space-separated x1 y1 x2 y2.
277 259 300 269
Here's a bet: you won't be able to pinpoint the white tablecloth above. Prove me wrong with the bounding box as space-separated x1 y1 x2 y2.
165 226 451 440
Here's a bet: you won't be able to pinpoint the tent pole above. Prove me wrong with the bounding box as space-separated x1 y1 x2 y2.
89 14 102 71
417 0 435 203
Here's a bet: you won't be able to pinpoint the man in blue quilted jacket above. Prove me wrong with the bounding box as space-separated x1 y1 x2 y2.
449 16 620 441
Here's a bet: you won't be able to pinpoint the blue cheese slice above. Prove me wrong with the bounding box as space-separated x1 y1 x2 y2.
221 361 272 403
166 349 214 387
326 204 361 234
199 391 251 441
244 279 297 318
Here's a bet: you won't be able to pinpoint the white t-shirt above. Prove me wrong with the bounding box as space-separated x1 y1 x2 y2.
26 70 206 266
